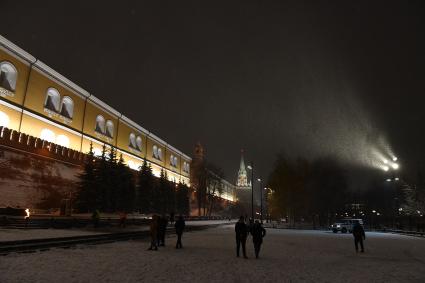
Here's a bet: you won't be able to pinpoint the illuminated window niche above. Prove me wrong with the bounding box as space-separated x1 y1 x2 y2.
0 61 17 93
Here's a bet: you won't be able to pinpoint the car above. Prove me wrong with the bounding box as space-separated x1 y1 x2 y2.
330 219 363 233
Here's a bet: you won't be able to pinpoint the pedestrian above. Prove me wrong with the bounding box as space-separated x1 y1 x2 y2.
170 212 175 225
119 211 127 228
157 215 168 246
148 215 159 251
175 215 185 249
251 220 266 259
235 216 248 258
91 209 100 228
352 220 366 253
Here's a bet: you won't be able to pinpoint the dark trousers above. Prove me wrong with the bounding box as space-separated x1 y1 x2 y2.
236 237 247 257
176 233 183 248
253 241 262 258
354 237 364 252
157 230 165 246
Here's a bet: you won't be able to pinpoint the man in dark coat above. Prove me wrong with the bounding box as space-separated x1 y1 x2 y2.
157 215 168 246
235 216 248 258
251 220 266 259
352 220 366 252
174 215 185 249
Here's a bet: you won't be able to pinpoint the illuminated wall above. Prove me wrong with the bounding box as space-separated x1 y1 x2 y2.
0 35 191 185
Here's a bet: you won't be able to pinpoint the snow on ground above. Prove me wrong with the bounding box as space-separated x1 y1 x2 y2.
0 228 105 242
1 225 425 283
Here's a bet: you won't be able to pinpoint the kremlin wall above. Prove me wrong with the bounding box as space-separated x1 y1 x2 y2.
0 34 194 209
0 34 191 184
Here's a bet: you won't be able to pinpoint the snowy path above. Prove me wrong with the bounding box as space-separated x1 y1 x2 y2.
1 225 425 282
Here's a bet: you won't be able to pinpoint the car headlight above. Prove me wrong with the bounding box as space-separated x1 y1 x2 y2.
337 224 341 228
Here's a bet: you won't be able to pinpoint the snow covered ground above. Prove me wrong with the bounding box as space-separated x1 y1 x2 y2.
1 225 425 282
0 220 234 242
0 228 105 242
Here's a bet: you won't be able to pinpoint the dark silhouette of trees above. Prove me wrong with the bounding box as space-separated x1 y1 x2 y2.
176 182 190 215
136 159 154 213
75 143 98 212
75 144 190 215
268 154 348 226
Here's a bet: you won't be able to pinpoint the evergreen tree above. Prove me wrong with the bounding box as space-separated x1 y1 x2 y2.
116 154 135 212
106 147 118 212
176 182 190 215
96 144 110 212
157 169 169 214
75 143 98 212
136 159 154 213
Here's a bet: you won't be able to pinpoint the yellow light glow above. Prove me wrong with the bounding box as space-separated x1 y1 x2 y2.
56 134 70 147
40 128 55 143
0 111 10 127
127 160 140 170
93 148 102 156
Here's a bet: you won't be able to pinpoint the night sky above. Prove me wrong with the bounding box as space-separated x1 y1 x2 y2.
1 1 424 186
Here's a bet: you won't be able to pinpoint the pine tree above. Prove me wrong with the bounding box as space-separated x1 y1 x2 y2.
176 182 190 215
75 143 98 212
96 144 110 212
116 154 135 212
136 159 154 213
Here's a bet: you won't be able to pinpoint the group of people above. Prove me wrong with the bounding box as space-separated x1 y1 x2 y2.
147 215 364 257
148 214 186 250
235 216 266 259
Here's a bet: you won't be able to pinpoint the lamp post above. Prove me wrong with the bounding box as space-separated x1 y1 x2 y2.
257 178 263 223
247 163 254 220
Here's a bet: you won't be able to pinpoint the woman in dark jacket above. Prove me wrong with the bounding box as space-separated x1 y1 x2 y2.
251 220 266 259
174 215 185 249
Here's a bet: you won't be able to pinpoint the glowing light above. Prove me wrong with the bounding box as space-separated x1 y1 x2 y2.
40 128 55 143
25 208 30 218
56 134 70 147
93 148 102 156
0 111 10 127
386 178 392 182
382 165 389 171
383 159 388 164
392 157 398 162
127 160 140 171
392 163 399 170
395 177 400 181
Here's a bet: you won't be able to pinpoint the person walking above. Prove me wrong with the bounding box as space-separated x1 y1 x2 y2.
352 220 366 253
148 215 159 251
174 215 185 249
157 215 168 246
235 216 248 258
251 220 266 259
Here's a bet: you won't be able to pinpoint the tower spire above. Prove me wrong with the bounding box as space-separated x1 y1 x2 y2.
237 149 249 187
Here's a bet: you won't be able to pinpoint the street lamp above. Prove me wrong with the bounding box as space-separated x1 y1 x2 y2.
247 163 254 220
257 178 263 223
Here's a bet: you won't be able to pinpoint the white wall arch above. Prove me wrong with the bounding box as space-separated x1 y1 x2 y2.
44 88 61 112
